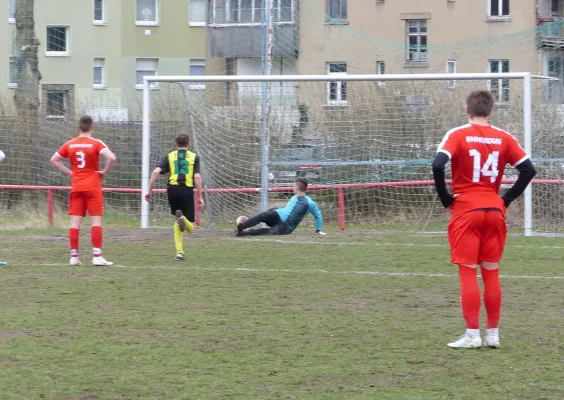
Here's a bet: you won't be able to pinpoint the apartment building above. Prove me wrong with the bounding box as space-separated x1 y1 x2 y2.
207 0 564 108
1 0 207 120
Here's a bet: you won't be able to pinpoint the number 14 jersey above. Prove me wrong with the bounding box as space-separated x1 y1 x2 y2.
437 123 529 215
56 136 108 192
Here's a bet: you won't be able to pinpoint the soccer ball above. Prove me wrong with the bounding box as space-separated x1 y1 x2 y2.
236 216 248 225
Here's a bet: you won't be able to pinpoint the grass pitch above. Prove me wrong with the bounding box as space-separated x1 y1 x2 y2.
1 227 564 400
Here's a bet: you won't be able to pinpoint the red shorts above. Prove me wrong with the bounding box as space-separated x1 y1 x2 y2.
447 209 507 265
68 191 104 217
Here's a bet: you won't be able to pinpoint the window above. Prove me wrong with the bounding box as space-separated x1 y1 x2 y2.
376 61 385 86
136 0 158 25
446 60 456 88
94 0 105 24
46 91 68 118
46 26 69 56
551 0 561 17
488 0 509 17
407 20 427 63
136 58 158 89
327 0 347 21
190 0 206 26
489 60 510 102
211 0 293 24
9 56 18 88
189 59 206 90
547 57 564 102
93 58 105 88
8 0 15 23
326 62 347 105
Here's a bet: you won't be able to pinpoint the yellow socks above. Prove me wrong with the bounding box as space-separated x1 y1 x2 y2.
174 221 184 254
184 216 194 233
174 217 194 255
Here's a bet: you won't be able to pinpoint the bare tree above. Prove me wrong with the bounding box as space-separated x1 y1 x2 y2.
13 0 41 118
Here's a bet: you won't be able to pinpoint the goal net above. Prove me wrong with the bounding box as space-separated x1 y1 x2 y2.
140 73 563 235
0 73 561 235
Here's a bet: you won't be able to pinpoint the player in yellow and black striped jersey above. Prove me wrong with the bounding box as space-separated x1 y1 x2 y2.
145 134 204 260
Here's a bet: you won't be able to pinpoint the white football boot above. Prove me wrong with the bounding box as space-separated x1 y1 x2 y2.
485 335 500 348
69 257 82 266
447 334 483 349
92 256 113 266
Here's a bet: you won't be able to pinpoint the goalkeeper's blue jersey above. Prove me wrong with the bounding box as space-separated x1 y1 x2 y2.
275 195 323 232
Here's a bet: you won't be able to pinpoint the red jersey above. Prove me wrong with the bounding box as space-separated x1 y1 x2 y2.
56 136 108 192
437 123 528 214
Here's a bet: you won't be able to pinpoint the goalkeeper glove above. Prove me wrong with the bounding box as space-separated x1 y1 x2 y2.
315 230 327 236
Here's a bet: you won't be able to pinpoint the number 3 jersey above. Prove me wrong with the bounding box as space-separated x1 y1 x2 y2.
56 136 109 192
437 123 529 215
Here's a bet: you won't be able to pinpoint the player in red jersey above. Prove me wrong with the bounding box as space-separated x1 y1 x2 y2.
432 90 536 349
50 115 117 266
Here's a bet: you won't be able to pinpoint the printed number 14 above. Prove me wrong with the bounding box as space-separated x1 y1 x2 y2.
469 149 499 183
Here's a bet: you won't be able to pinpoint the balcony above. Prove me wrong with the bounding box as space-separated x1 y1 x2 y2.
539 19 564 48
207 0 298 58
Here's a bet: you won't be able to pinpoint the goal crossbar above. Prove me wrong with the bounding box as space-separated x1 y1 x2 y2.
143 72 555 83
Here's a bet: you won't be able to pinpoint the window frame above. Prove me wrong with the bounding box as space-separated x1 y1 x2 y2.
488 59 510 103
8 56 18 89
488 0 510 18
326 62 348 106
136 0 159 26
8 0 15 23
376 61 385 86
135 58 159 90
189 59 206 91
45 90 68 119
406 20 427 63
189 0 206 26
446 60 456 89
326 0 348 22
45 26 70 57
210 0 295 25
94 0 105 25
93 58 106 89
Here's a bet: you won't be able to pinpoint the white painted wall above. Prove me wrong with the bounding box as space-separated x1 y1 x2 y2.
236 57 297 106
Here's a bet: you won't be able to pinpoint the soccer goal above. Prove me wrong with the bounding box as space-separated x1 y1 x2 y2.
140 72 563 236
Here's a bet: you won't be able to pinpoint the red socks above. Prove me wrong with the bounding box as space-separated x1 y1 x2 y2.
69 228 80 256
458 265 481 329
69 227 104 257
91 226 103 257
481 268 502 329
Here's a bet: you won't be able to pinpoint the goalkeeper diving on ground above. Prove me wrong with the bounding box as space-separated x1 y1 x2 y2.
236 177 326 237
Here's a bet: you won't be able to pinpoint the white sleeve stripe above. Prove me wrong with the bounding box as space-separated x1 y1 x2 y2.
437 149 452 159
512 155 529 167
54 152 63 158
99 148 109 155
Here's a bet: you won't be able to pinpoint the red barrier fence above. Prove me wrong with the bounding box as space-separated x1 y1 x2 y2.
1 179 563 229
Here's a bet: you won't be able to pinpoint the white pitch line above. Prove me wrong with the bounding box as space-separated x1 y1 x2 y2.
215 236 564 250
12 263 564 280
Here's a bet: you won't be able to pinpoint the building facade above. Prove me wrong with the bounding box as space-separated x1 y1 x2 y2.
1 0 207 120
206 0 564 108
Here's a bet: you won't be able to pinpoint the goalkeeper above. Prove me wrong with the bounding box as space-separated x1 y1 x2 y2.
237 178 326 236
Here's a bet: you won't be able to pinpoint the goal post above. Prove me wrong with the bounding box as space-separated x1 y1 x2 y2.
141 72 558 235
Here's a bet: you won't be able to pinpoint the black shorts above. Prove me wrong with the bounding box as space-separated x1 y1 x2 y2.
167 186 195 222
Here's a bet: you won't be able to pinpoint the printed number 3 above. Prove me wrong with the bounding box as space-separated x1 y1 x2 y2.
76 151 86 169
469 149 499 183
